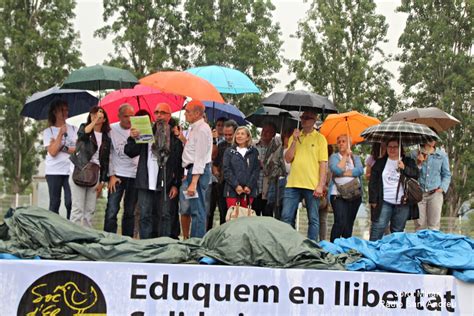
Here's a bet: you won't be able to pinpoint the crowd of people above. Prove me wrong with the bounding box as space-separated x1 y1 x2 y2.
43 99 452 241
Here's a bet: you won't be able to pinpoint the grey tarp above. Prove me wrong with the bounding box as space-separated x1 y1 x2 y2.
0 207 361 270
192 216 362 270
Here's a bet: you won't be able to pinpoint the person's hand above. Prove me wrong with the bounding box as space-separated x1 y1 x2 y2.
398 160 405 170
130 127 140 139
212 129 218 139
313 185 324 198
59 124 67 136
435 188 443 193
370 203 377 209
96 182 105 198
243 186 251 194
172 125 181 137
292 129 300 143
187 182 197 197
107 175 121 193
169 186 178 199
235 185 244 195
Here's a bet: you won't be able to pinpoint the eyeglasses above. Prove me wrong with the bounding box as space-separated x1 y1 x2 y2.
300 116 315 121
154 111 170 115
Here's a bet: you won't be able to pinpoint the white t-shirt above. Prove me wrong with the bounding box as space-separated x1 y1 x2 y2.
90 131 102 166
331 154 358 196
382 158 403 204
42 124 77 175
236 146 248 158
147 143 159 190
109 122 138 178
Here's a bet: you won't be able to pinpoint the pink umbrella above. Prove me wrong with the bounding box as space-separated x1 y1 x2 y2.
100 84 185 123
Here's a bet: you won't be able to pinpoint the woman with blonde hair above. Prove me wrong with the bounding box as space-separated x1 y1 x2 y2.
223 126 260 209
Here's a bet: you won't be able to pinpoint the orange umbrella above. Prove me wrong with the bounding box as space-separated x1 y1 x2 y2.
320 111 381 145
140 71 225 103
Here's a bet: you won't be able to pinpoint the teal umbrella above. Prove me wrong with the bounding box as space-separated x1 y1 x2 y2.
62 64 138 91
186 65 260 94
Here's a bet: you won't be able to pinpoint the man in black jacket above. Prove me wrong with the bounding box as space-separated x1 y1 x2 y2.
125 103 183 239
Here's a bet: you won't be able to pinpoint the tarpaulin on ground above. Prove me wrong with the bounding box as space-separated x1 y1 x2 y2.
0 207 360 270
194 216 362 270
0 207 196 263
320 230 474 283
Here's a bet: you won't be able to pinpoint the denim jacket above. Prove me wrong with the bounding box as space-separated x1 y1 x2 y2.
328 153 364 199
410 148 451 193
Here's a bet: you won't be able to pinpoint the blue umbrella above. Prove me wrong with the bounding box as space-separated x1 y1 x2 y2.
186 65 260 94
203 101 247 125
21 86 98 120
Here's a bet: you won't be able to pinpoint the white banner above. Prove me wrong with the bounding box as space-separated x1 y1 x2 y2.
1 259 472 315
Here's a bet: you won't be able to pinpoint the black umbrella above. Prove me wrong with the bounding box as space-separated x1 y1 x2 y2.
246 106 299 133
21 86 98 120
262 90 338 114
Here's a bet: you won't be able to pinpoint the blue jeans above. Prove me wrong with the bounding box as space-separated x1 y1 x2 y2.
187 163 211 238
281 187 320 241
103 176 137 237
330 195 361 242
45 174 71 219
370 201 410 241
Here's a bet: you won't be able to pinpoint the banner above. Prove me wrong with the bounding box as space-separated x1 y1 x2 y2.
1 259 472 315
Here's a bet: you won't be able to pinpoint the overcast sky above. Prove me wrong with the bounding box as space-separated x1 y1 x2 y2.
73 0 407 94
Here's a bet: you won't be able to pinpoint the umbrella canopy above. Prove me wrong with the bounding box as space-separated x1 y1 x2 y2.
21 86 98 120
320 111 381 145
262 90 338 113
203 101 247 125
360 121 439 146
62 64 139 90
100 84 185 123
386 107 460 133
246 106 299 132
140 71 224 103
186 65 260 94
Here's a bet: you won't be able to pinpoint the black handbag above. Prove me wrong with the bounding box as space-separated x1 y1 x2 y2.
402 175 423 204
72 162 100 187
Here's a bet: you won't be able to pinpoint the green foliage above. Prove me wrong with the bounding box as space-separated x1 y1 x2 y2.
94 0 188 77
184 0 283 114
0 0 83 194
289 0 398 115
397 0 473 217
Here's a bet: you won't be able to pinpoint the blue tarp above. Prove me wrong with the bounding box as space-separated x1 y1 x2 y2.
320 230 474 283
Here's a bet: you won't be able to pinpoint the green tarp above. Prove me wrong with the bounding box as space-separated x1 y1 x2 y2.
0 207 361 270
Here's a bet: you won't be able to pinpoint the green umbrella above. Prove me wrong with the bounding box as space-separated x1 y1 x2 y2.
62 64 138 91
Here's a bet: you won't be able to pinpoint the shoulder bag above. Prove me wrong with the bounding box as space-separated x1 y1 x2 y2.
72 162 100 187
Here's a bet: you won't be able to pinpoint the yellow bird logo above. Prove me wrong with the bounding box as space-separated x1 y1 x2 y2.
54 281 98 315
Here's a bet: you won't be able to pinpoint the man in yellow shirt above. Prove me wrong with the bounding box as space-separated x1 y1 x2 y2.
281 110 328 241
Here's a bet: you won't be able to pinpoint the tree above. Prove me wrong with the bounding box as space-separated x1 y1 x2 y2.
397 0 473 218
0 0 83 194
289 0 398 115
183 0 283 114
94 0 187 78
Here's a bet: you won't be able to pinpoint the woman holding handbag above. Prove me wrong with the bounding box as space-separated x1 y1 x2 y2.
328 134 364 242
69 106 111 227
223 126 260 216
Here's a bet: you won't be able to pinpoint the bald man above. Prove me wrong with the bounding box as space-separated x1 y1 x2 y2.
125 102 183 239
182 100 213 238
104 103 139 237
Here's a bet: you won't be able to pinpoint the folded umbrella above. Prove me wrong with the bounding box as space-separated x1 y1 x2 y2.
21 86 98 120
